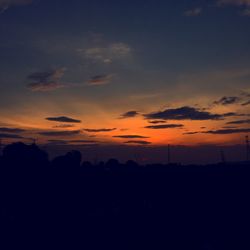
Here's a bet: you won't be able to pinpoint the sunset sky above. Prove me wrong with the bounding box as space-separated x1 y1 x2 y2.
0 0 250 163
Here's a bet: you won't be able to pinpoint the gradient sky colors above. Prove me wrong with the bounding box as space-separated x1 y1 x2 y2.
0 0 250 163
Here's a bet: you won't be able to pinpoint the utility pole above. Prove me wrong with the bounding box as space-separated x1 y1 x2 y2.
167 144 171 165
220 148 226 164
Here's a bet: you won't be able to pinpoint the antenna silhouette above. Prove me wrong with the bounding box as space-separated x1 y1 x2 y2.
246 135 250 162
220 148 226 163
167 144 171 165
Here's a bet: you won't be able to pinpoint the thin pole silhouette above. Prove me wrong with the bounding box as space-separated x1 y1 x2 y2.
167 144 171 165
220 149 226 163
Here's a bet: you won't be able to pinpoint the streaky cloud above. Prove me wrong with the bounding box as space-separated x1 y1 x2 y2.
0 133 23 139
144 106 235 121
145 124 184 129
242 100 250 106
148 120 167 124
83 42 131 64
27 68 66 92
214 96 241 105
39 130 81 137
0 0 33 12
87 74 113 86
113 135 149 139
83 128 116 133
120 111 140 119
184 7 202 16
227 119 250 124
217 0 250 6
203 128 250 134
124 140 151 145
0 127 26 133
53 124 75 128
183 132 199 135
46 116 81 123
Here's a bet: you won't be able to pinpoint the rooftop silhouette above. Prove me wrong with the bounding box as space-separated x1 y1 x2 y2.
0 142 250 249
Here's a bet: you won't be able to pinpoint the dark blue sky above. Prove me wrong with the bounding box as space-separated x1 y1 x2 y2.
0 0 250 162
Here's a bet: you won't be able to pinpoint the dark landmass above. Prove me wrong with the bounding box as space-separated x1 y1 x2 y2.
1 142 250 249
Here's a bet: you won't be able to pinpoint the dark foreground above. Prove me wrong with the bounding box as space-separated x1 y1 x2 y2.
1 142 250 249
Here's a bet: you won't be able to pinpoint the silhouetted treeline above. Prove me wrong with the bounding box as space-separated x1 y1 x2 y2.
1 142 250 249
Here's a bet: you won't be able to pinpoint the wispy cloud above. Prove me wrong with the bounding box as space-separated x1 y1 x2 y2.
145 124 184 129
242 100 250 106
227 119 250 124
148 120 167 124
184 7 202 16
87 74 113 86
113 135 149 139
214 96 241 105
119 111 140 119
0 0 33 12
52 124 75 129
144 106 236 121
184 127 250 135
46 116 81 123
124 140 151 145
241 8 250 15
203 128 250 134
217 0 250 6
0 133 23 139
39 130 81 137
47 139 99 145
82 42 131 64
183 132 199 135
83 128 116 133
27 68 66 92
217 0 250 15
0 127 25 133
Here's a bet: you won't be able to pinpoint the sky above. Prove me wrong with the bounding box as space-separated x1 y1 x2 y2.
0 0 250 163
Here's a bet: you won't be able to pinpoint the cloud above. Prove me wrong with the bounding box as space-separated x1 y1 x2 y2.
83 128 116 133
120 111 140 119
124 140 151 145
0 133 23 139
148 120 167 124
223 112 245 117
69 140 99 143
144 106 235 121
0 127 25 133
183 132 199 135
27 68 66 92
53 124 75 128
184 7 202 16
227 119 250 124
46 116 81 123
0 0 33 12
145 124 184 129
87 74 113 86
217 0 250 6
46 140 69 145
47 139 98 145
113 135 149 139
203 128 250 134
39 130 81 137
83 42 131 64
241 8 250 15
242 100 250 106
214 96 241 105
